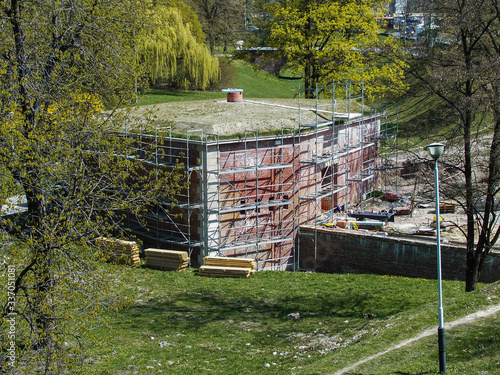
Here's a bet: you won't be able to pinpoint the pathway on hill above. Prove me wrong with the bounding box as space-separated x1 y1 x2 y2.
333 303 500 375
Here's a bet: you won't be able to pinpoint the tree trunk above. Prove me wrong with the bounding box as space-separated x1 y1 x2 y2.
463 43 477 291
464 110 477 291
25 185 46 225
304 16 314 99
304 62 313 98
209 37 215 54
465 251 479 292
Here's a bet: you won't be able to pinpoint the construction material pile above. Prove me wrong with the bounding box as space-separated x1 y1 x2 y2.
198 256 256 278
97 237 140 266
144 248 189 271
439 202 456 213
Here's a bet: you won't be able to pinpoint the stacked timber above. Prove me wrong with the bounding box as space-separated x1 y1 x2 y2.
439 202 456 213
97 238 140 266
144 248 189 271
198 256 256 278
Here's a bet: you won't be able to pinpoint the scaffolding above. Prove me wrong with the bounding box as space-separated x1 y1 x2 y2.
121 81 394 271
297 84 348 206
203 128 297 270
124 126 203 264
296 82 380 270
375 105 399 192
348 84 374 205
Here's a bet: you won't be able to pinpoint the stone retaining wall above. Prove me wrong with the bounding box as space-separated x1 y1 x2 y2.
298 226 500 282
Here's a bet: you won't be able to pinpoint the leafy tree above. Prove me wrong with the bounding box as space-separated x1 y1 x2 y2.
401 0 500 291
261 0 407 99
186 0 245 53
136 2 220 89
164 0 206 43
0 0 184 372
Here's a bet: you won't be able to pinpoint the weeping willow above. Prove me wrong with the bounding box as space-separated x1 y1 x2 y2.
136 5 220 90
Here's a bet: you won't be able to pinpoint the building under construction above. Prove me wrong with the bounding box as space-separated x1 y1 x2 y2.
124 82 398 270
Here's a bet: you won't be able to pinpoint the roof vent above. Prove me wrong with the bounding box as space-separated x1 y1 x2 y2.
221 89 243 102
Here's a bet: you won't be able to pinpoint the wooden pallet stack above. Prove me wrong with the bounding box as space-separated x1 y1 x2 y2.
144 248 189 271
198 256 256 278
97 238 140 266
439 202 456 213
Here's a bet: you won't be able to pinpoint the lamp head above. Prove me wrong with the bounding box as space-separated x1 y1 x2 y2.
426 142 445 161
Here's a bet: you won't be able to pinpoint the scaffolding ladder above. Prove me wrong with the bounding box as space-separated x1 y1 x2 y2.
375 105 399 192
204 129 296 270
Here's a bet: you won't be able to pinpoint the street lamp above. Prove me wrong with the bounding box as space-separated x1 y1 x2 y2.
426 142 446 373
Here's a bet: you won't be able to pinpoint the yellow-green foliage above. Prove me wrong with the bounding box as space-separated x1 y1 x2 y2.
136 5 220 89
160 0 205 43
265 0 407 99
0 1 187 373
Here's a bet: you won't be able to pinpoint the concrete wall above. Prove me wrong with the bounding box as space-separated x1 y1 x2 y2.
298 226 500 283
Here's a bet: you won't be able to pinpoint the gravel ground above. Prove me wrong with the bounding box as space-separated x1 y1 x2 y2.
131 98 360 136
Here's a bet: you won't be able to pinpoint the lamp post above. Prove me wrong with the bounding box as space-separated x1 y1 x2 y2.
426 142 446 373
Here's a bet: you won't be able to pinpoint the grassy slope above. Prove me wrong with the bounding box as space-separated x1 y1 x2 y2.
137 89 226 106
232 60 301 98
386 71 494 147
91 266 499 375
136 60 300 106
135 60 441 145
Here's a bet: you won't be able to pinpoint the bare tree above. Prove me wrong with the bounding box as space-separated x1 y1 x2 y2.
401 0 500 291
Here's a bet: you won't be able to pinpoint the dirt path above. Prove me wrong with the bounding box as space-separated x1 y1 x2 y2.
333 304 500 375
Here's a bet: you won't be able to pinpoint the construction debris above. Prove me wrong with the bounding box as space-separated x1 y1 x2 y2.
393 206 412 216
382 192 403 202
323 220 385 230
347 210 395 222
327 220 351 229
413 227 435 236
198 256 256 278
97 237 140 266
144 248 189 271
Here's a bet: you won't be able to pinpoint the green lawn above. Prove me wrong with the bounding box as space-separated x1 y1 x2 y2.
136 88 226 106
90 266 499 374
136 60 301 106
232 60 300 98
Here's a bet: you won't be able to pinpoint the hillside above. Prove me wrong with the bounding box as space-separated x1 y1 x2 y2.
137 60 300 106
88 267 500 374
